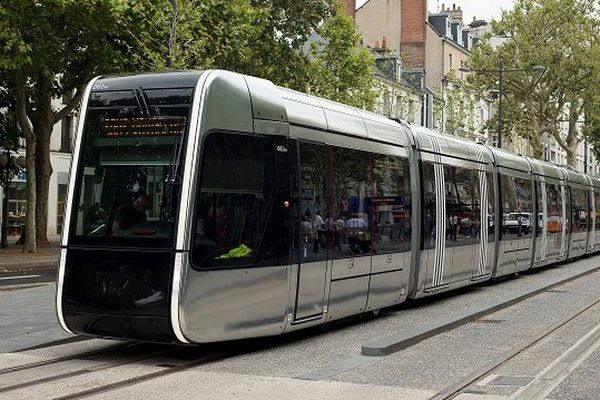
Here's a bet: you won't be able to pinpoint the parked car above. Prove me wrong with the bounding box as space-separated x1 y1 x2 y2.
504 212 532 235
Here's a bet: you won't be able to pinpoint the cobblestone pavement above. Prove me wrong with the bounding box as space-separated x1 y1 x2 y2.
0 255 599 399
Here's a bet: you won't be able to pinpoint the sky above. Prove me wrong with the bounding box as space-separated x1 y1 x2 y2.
356 0 517 23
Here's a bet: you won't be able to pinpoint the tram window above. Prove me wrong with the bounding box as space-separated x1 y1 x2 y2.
192 133 281 269
571 188 589 233
445 166 479 245
422 162 436 250
330 147 371 259
298 142 329 263
470 170 482 245
595 190 600 230
371 154 411 254
546 183 563 235
535 181 544 236
501 175 533 240
486 171 495 241
69 95 192 246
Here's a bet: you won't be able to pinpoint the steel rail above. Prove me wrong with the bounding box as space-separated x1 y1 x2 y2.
429 294 600 400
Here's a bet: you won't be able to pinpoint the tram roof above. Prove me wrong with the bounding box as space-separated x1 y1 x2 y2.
93 71 205 91
528 157 565 180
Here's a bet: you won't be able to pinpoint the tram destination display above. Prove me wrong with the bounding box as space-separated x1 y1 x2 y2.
101 116 186 137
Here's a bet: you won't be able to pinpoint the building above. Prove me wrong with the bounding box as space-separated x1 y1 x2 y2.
356 0 490 138
0 99 73 240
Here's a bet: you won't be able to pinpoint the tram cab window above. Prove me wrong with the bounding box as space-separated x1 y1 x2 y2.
192 133 283 269
69 89 193 246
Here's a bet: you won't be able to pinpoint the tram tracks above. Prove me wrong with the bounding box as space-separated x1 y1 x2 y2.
0 339 236 400
428 294 600 400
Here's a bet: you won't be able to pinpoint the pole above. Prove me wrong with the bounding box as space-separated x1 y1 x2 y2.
498 60 504 149
1 181 8 248
584 136 588 174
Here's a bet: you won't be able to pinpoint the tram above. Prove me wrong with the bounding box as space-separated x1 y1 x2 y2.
56 70 600 344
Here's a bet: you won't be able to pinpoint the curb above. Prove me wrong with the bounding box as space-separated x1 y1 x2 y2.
361 264 600 357
0 262 58 274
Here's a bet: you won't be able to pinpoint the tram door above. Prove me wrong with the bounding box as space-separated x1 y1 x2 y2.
294 141 329 320
423 162 454 290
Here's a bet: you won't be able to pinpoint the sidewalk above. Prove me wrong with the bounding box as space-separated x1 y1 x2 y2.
0 239 60 273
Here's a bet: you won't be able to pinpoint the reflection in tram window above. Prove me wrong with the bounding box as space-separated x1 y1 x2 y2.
535 181 544 236
192 133 282 269
546 183 563 235
422 163 436 250
298 142 329 263
444 166 480 245
371 154 411 254
330 147 370 258
571 188 589 233
595 190 600 230
486 172 495 240
501 175 533 240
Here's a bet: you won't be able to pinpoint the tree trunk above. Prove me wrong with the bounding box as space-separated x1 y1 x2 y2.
14 80 37 253
34 126 52 244
31 74 54 245
24 138 37 253
566 147 577 168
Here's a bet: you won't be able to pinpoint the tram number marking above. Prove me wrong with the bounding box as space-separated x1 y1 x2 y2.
92 83 109 90
277 145 288 153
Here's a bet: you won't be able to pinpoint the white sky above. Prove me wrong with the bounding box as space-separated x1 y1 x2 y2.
356 0 517 23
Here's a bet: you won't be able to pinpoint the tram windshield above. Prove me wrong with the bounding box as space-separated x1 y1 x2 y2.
69 88 193 246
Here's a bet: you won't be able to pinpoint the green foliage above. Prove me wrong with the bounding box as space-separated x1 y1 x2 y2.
0 114 22 151
467 0 600 164
444 70 478 138
129 0 375 103
307 4 376 109
0 1 133 99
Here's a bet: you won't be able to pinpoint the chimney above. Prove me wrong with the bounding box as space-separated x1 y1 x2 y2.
449 4 463 22
382 36 387 50
400 0 427 68
375 40 380 49
341 0 356 19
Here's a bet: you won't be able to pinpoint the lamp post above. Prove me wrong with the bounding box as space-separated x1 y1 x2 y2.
0 143 25 248
459 62 546 149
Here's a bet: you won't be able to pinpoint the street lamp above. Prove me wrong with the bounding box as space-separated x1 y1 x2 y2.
0 140 25 248
459 62 546 149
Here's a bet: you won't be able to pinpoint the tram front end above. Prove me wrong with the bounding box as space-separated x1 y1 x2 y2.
56 72 202 343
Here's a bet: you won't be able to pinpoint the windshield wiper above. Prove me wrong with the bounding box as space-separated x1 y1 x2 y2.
133 88 152 116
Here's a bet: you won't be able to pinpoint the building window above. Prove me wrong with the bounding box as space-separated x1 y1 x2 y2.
449 54 453 69
57 173 68 234
60 116 72 152
7 182 27 237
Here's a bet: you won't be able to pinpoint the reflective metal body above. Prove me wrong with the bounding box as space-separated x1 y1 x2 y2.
58 70 600 344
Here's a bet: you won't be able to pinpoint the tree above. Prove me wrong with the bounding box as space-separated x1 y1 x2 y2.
467 0 600 165
0 0 375 251
128 0 375 103
0 1 138 251
307 3 376 109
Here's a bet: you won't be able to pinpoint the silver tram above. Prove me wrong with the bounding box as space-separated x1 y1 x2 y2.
56 70 600 344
